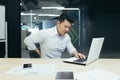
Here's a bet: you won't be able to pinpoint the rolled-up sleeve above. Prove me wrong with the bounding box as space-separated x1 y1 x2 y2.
24 29 49 50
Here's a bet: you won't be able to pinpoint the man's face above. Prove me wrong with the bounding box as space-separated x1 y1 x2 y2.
57 19 72 36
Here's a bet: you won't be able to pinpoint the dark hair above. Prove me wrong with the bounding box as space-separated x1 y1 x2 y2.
57 13 74 24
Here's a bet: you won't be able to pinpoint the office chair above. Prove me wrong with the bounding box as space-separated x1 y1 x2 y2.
29 43 40 58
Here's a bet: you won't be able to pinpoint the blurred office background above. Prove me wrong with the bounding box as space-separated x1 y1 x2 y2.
0 0 120 58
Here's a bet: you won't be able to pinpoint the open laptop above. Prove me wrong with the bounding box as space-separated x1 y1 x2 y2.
63 37 104 66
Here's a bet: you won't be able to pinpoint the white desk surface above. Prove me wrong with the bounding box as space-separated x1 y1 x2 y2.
0 58 120 80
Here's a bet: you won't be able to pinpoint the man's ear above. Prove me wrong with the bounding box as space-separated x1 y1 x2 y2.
57 21 60 25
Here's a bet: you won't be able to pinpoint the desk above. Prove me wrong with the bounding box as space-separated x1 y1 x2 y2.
0 58 120 80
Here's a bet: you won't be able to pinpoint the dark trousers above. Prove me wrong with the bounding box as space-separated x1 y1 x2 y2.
29 43 40 58
29 50 40 58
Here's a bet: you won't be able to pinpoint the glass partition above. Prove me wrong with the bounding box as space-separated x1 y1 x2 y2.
21 1 80 58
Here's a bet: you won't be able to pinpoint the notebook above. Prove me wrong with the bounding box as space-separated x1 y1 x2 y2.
63 37 104 66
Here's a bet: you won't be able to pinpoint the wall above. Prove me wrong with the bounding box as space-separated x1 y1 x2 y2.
0 0 21 58
83 0 120 58
0 1 6 57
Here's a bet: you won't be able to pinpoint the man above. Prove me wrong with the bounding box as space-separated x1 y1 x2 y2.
24 13 86 59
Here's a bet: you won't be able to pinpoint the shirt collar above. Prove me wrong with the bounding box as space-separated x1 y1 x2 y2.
53 26 65 38
53 26 58 35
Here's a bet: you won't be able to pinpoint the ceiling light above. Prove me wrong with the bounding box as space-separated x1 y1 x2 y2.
21 13 36 15
57 8 79 10
38 14 60 17
41 7 65 10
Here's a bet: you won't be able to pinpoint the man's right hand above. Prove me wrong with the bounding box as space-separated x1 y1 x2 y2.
35 48 41 57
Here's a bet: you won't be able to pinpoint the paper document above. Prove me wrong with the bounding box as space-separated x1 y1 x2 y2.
6 64 55 75
74 69 120 80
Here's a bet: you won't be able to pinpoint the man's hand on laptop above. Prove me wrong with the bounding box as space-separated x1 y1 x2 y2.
72 51 86 59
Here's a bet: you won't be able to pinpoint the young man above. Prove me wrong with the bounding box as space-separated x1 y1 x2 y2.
24 13 86 59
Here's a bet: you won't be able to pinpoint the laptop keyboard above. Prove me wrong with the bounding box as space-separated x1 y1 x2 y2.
74 58 87 62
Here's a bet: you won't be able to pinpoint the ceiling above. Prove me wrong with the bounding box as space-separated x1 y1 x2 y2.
21 0 83 24
21 0 83 11
21 0 120 24
21 0 120 13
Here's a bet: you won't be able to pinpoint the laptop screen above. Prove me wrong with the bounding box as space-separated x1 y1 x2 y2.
86 37 104 65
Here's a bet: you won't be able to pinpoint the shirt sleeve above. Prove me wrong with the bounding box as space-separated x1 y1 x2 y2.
66 35 77 55
24 29 50 50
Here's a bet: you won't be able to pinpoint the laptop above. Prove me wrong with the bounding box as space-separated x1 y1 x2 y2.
63 37 104 66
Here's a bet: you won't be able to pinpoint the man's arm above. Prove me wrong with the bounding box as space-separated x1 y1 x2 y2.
66 35 86 59
24 31 43 51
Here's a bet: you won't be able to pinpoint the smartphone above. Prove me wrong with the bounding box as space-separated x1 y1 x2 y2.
23 63 32 68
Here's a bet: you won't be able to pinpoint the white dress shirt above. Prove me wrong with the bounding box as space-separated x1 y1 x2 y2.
24 26 77 58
